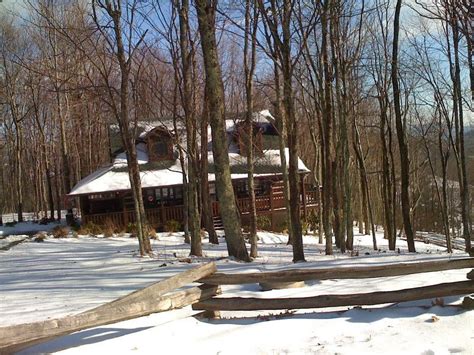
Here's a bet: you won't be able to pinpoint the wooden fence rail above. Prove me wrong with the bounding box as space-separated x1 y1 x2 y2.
195 258 474 313
193 280 474 311
199 257 474 285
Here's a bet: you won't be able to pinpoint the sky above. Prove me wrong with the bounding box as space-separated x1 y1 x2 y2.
0 0 25 15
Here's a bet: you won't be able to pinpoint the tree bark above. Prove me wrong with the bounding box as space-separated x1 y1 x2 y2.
99 1 152 256
244 0 259 258
177 0 202 256
195 0 249 261
200 90 218 244
392 0 415 252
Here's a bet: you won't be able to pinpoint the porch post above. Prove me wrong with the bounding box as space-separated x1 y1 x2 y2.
122 195 128 227
301 175 307 218
160 197 165 225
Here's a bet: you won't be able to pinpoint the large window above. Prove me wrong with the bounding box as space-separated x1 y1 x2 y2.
143 186 184 208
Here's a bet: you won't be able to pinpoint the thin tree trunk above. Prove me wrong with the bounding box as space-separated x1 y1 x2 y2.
105 3 151 256
244 0 259 258
177 0 202 256
450 11 472 253
392 0 415 252
200 90 218 244
273 64 293 245
321 0 333 255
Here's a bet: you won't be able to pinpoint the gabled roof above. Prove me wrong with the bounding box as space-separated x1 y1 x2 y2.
68 110 310 196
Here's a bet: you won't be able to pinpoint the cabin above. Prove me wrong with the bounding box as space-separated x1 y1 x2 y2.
68 110 319 232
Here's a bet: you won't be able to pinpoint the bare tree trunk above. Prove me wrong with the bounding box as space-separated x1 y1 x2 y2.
94 1 152 256
49 21 72 220
171 83 190 244
243 0 259 258
200 91 218 245
273 64 293 245
353 121 377 250
450 10 472 253
14 123 23 222
321 0 334 255
279 0 305 262
177 0 202 256
379 104 396 250
30 83 55 220
195 0 249 261
392 0 415 252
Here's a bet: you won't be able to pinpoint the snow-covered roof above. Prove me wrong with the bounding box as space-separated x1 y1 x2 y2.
69 110 309 196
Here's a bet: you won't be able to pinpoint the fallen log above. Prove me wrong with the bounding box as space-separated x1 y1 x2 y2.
200 258 474 285
192 280 474 311
0 262 218 354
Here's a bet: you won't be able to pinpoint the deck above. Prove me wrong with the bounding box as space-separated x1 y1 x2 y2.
81 187 319 232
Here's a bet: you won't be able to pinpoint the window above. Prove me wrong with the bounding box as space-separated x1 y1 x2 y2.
235 180 248 197
147 131 172 161
154 141 169 158
175 186 183 199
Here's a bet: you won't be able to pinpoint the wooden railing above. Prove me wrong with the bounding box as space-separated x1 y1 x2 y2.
305 189 318 205
83 205 184 228
82 189 319 226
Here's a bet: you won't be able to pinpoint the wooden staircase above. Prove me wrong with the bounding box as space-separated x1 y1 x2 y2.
212 216 224 230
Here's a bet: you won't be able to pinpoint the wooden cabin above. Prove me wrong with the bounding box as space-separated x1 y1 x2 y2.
68 111 319 232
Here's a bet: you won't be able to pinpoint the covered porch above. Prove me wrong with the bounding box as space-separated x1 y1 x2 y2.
78 177 319 232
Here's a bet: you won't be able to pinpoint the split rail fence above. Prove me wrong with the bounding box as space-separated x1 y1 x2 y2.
1 258 473 354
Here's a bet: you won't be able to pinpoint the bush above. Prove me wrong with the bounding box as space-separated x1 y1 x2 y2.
102 218 120 238
301 220 309 235
127 223 156 239
256 215 271 231
306 212 319 232
126 222 137 234
164 219 181 233
274 217 288 233
102 225 114 238
33 232 47 242
146 225 157 239
77 221 102 236
51 226 69 238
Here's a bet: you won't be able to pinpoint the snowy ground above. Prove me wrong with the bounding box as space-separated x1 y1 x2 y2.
0 229 472 354
0 221 64 239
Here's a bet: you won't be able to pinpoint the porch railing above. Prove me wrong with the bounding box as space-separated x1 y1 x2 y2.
83 205 184 228
82 188 319 227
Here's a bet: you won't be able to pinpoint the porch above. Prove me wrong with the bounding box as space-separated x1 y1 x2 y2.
80 179 319 232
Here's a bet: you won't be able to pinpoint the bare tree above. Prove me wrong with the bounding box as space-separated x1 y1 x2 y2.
242 0 259 258
90 0 152 255
392 0 416 252
195 0 250 261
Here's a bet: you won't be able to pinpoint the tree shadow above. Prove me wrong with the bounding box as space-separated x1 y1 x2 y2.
196 297 468 326
18 326 153 354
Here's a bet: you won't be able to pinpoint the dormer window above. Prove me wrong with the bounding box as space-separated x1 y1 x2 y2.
236 121 264 156
153 140 170 158
146 128 173 161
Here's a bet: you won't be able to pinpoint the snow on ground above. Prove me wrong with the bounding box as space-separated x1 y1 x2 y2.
0 221 64 238
0 228 472 354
